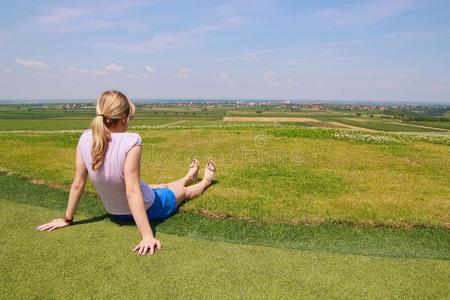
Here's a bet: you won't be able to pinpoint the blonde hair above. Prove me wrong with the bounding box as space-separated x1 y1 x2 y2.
91 90 136 171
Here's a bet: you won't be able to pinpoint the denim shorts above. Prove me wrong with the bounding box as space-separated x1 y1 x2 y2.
110 188 178 222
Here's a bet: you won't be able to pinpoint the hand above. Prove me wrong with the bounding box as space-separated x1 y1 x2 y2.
133 237 161 256
36 218 70 232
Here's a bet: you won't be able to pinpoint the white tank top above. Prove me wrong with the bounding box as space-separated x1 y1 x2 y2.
78 129 155 215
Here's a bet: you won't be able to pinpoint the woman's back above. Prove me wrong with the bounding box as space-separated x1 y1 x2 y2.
78 129 154 214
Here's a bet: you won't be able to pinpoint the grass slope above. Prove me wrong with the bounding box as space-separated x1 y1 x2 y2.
0 127 449 227
1 172 449 260
1 199 450 299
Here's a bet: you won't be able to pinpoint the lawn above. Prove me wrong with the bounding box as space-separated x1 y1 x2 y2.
0 126 449 227
410 121 450 130
1 179 449 299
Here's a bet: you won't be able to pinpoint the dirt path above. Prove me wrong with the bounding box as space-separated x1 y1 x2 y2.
223 116 322 123
327 122 374 131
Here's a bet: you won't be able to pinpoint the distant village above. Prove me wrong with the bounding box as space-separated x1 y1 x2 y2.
55 100 448 112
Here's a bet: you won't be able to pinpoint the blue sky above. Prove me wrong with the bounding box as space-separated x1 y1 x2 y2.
1 0 450 102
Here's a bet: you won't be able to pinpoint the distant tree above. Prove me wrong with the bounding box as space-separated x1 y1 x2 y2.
369 114 374 118
356 113 362 116
256 110 262 114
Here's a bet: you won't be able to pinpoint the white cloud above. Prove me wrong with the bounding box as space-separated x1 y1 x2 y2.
16 59 50 70
64 64 122 76
32 7 117 33
312 0 417 28
214 0 276 18
262 71 301 88
203 49 275 63
176 67 191 79
65 67 78 72
315 79 325 88
145 65 156 74
126 73 153 80
31 2 156 34
105 63 123 72
37 72 57 79
431 83 449 92
36 8 88 25
93 19 241 54
287 77 301 87
80 69 108 76
262 70 276 85
213 72 235 84
124 65 156 80
125 32 198 53
4 68 13 73
240 50 275 62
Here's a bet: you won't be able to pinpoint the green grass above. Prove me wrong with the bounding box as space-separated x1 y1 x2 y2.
0 127 449 227
1 180 450 298
0 106 224 131
2 171 448 260
410 121 450 130
0 119 91 130
0 118 191 131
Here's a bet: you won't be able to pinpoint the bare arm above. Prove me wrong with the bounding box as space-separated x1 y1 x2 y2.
65 144 88 219
36 144 88 231
124 145 161 255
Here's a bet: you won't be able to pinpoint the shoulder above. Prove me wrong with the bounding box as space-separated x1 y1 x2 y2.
80 128 92 137
122 132 142 145
117 132 142 154
78 129 92 144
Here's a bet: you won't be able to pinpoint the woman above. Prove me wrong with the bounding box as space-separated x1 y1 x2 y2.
36 90 216 256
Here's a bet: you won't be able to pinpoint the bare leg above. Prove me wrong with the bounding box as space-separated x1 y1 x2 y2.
184 180 210 200
172 161 216 206
149 159 200 189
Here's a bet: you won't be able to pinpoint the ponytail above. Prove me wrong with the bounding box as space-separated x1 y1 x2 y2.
91 115 110 171
90 90 134 171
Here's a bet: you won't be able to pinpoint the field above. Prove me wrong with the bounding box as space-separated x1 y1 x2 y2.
1 104 449 298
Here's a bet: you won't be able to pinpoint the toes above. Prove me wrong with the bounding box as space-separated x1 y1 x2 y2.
189 159 200 169
206 160 216 172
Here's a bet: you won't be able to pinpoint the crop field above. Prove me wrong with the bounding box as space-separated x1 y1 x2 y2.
1 104 449 298
410 121 450 130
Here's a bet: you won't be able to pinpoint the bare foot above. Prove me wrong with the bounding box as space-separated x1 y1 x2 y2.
202 160 216 187
186 159 200 184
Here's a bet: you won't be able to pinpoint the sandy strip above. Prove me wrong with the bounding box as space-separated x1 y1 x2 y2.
223 116 322 123
327 122 374 131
